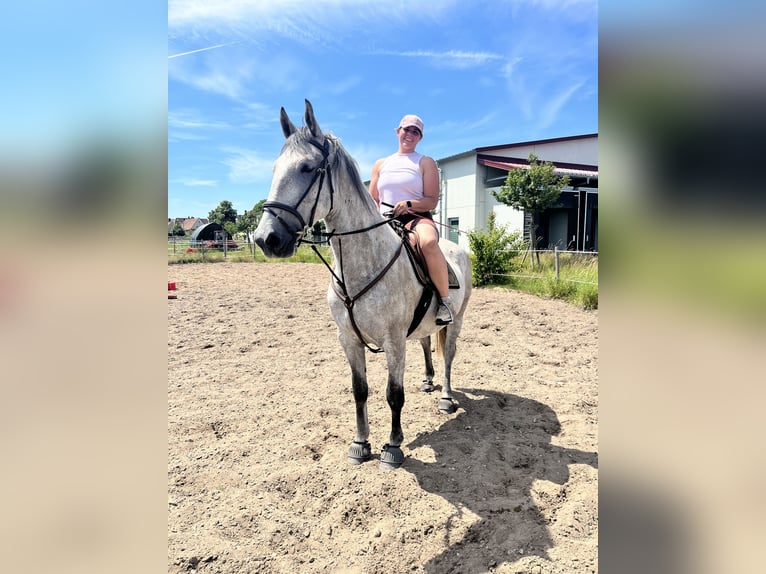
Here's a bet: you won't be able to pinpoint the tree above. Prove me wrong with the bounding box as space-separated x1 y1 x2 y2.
208 200 238 226
170 221 185 237
236 199 266 255
310 220 327 244
251 199 266 227
492 153 569 267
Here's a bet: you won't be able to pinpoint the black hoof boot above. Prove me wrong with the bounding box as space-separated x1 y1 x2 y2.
348 441 372 465
438 398 457 414
379 444 405 470
420 379 436 393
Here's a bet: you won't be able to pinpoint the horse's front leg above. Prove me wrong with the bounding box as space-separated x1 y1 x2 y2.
418 335 436 393
340 336 371 465
380 339 407 470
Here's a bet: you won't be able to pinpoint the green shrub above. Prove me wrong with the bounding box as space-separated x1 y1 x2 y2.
467 212 525 286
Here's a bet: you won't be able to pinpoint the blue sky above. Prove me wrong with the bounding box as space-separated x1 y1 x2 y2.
168 0 598 219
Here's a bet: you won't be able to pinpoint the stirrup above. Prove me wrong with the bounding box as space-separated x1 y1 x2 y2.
435 302 453 325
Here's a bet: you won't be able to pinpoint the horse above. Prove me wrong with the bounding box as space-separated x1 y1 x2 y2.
254 100 472 469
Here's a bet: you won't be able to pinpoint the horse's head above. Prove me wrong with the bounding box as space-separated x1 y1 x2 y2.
254 99 335 258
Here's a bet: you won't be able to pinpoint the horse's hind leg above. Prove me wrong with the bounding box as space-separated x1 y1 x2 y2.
341 339 371 465
418 336 436 393
439 325 460 414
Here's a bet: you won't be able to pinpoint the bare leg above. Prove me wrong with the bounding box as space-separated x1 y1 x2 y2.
413 221 449 298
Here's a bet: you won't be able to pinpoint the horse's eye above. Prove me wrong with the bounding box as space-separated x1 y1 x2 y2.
300 163 313 173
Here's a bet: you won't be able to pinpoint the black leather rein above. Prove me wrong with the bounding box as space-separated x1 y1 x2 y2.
263 136 403 353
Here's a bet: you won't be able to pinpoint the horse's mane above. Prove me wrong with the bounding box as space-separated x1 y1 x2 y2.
285 126 379 215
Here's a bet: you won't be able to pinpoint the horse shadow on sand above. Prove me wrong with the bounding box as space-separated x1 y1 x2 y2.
404 388 598 573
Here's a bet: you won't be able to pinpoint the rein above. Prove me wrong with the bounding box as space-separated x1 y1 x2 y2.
266 135 406 353
311 239 402 354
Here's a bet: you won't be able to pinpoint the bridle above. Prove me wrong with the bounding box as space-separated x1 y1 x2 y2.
261 137 335 238
262 135 392 242
261 134 407 354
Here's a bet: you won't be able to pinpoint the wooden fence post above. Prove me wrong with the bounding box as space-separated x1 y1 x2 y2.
554 247 560 280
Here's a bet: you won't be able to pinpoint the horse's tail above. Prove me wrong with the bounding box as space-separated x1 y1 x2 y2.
435 327 446 358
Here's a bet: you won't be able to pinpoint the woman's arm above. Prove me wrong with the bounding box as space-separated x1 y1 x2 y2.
416 155 439 211
369 158 384 209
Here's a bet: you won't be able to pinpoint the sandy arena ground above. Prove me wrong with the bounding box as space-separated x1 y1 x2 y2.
168 262 598 573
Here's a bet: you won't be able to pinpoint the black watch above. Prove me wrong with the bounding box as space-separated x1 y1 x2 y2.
406 200 412 208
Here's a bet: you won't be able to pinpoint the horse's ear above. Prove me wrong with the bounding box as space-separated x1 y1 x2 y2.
304 99 323 138
280 107 297 138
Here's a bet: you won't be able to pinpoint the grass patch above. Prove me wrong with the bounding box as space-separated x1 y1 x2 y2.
502 251 598 309
168 241 330 265
168 238 597 309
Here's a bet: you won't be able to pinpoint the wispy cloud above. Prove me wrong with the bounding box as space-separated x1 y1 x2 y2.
327 75 363 96
377 49 503 69
171 51 257 100
535 81 586 130
433 113 497 135
221 147 275 184
169 1 455 48
501 56 524 81
168 43 235 60
168 131 209 143
169 109 230 130
179 178 218 187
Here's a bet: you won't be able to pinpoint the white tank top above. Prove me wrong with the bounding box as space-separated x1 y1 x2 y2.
377 152 423 214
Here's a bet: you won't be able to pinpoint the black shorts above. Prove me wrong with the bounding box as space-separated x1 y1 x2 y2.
395 211 433 228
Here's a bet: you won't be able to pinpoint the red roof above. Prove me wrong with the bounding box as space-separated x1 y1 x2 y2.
477 154 598 179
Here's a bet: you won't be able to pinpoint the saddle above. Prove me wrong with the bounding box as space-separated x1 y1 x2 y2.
390 220 460 336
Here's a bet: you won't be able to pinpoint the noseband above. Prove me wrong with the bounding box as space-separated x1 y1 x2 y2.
262 137 334 236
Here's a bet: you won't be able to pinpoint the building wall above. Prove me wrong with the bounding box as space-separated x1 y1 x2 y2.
488 188 526 235
481 135 598 165
436 154 481 252
436 153 527 251
436 135 597 252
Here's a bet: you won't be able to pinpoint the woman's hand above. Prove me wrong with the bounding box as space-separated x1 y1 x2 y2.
393 201 412 216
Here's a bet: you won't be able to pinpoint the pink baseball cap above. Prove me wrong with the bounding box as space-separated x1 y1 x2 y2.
398 114 424 135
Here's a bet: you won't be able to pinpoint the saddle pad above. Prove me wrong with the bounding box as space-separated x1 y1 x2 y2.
447 262 460 289
394 221 460 290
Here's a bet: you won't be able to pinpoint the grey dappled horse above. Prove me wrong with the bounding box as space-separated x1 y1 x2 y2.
254 100 472 469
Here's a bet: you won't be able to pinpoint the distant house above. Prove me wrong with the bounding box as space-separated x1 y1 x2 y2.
183 217 209 233
168 217 210 236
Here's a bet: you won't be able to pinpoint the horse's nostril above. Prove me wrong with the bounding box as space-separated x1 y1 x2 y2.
264 233 281 249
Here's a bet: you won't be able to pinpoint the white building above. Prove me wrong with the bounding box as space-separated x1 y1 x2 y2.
435 134 598 252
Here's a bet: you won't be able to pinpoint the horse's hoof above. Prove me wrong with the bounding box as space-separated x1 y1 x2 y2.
379 444 404 470
348 440 372 465
438 398 457 414
420 379 435 393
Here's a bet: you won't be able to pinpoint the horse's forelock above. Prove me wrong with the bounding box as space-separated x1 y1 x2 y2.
282 126 325 156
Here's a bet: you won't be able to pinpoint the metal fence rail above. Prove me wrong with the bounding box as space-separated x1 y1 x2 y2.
169 238 599 288
493 247 598 286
